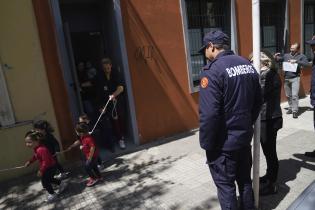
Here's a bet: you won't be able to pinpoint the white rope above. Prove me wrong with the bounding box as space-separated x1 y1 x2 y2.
89 98 111 134
112 99 118 120
53 149 70 157
0 149 70 172
0 166 25 173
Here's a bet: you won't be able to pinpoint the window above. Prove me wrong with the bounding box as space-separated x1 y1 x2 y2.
304 2 315 60
0 63 15 127
182 0 230 91
260 1 286 54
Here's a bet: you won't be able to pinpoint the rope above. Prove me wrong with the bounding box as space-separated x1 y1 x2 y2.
112 99 118 120
0 150 70 172
0 166 25 173
53 149 71 157
89 98 111 134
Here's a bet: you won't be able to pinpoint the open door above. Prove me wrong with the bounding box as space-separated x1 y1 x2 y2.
63 22 84 113
49 0 139 151
49 0 83 122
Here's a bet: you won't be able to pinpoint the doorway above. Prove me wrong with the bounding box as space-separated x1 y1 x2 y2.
50 0 138 153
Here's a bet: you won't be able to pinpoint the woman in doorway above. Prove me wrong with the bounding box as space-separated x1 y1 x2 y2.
97 58 126 150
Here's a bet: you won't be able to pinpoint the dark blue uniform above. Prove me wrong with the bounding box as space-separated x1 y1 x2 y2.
199 50 262 210
310 56 315 109
304 38 315 158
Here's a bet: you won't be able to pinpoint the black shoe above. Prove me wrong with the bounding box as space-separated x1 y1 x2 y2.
304 150 315 157
293 112 298 118
286 109 292 114
260 182 278 196
109 145 116 153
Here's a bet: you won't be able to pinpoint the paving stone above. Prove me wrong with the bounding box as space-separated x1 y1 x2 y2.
1 97 315 209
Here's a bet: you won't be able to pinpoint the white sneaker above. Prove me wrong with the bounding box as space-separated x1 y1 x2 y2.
62 172 70 178
45 193 57 202
55 172 69 179
54 173 62 179
119 140 126 149
57 182 67 194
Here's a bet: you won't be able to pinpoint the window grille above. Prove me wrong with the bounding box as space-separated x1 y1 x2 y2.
260 1 285 55
304 2 315 60
184 0 230 89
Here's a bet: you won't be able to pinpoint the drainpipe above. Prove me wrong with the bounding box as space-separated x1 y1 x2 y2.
252 0 261 208
283 0 289 53
301 0 304 53
231 0 238 54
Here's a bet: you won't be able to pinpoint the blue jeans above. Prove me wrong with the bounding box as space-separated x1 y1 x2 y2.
284 77 300 113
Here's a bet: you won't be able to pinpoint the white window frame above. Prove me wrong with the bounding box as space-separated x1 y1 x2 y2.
179 0 237 93
0 63 15 127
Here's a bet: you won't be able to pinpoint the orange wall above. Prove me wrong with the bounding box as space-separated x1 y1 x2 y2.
32 0 310 146
32 0 77 159
236 0 253 57
121 0 199 143
289 0 301 45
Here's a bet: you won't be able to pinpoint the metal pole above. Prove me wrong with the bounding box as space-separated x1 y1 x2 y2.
252 0 261 208
231 0 238 54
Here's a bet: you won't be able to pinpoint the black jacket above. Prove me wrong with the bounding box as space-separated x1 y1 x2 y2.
43 133 61 154
260 68 282 120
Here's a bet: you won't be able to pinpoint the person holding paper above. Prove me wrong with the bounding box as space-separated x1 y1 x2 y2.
274 43 311 118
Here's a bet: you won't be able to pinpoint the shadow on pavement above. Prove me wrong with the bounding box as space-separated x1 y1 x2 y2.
259 155 315 210
297 106 313 116
190 197 219 210
93 154 187 209
0 153 187 209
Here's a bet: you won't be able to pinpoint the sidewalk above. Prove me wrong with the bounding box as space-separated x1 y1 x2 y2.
0 97 315 210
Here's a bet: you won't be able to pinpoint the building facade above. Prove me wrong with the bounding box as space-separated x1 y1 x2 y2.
0 0 313 181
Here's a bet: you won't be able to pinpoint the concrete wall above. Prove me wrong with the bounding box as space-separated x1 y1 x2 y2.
121 0 199 143
0 0 60 181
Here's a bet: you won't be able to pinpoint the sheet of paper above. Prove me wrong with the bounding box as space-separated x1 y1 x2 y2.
283 62 298 73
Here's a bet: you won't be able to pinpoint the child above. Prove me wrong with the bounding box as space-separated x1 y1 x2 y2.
33 120 68 179
24 130 66 202
68 122 102 187
79 114 104 169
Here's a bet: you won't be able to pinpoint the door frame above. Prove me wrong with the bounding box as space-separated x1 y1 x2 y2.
48 0 140 145
32 0 76 154
113 0 139 145
49 0 83 123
